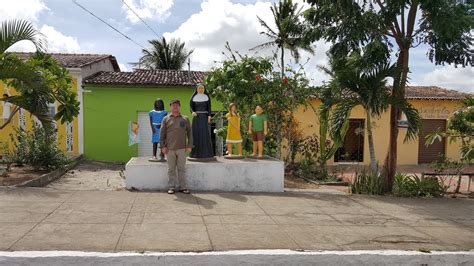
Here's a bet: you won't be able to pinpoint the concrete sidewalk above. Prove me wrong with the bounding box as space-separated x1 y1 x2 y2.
0 188 473 252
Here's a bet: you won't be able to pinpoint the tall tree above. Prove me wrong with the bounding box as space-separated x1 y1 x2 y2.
252 0 314 76
136 37 193 70
329 53 420 174
252 0 315 159
304 0 474 190
0 20 79 131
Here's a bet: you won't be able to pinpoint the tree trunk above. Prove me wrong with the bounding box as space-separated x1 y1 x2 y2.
275 46 285 160
366 111 377 174
384 47 410 192
275 112 282 160
455 174 463 194
284 114 294 166
0 106 20 130
281 46 285 78
319 108 328 173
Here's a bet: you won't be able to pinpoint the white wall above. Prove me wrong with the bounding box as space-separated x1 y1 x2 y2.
81 59 117 78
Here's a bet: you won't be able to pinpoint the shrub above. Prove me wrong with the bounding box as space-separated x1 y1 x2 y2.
350 170 385 195
431 156 465 194
393 172 447 198
9 126 70 171
291 158 340 182
301 134 320 164
7 129 28 166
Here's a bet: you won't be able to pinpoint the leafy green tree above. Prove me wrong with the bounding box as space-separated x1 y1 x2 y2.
425 97 473 194
304 0 474 190
252 0 314 77
205 47 313 161
311 84 350 173
135 37 193 70
426 97 474 163
0 19 79 132
328 53 420 174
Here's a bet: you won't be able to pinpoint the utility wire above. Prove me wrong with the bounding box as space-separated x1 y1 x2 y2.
72 0 145 49
122 0 161 39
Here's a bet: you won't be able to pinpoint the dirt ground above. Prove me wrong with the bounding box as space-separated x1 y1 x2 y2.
49 161 323 191
284 173 321 189
5 160 471 195
0 165 47 186
46 160 125 191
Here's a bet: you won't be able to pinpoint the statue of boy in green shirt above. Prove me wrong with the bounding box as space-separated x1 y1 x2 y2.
248 105 268 159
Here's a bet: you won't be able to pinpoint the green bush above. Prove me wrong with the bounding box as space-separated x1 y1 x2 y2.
8 126 70 171
350 170 385 195
7 130 28 166
393 172 447 198
290 159 340 182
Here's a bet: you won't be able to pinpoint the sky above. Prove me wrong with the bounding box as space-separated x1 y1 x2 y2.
2 0 473 92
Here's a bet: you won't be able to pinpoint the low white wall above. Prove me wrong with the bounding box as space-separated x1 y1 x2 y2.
125 157 284 192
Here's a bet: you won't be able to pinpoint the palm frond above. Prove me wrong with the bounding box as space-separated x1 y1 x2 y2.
250 41 276 51
0 19 45 53
330 98 359 138
257 16 278 36
136 37 193 70
393 98 422 142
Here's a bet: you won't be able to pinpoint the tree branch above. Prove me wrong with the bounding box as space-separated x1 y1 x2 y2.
0 106 20 130
406 0 419 38
401 6 405 36
375 0 403 44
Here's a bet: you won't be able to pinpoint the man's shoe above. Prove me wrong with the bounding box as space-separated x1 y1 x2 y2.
180 188 190 194
167 188 175 194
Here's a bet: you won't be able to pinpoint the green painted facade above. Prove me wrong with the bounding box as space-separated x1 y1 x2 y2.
82 85 222 162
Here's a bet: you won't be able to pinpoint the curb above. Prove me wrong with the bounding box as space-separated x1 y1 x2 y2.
16 154 83 187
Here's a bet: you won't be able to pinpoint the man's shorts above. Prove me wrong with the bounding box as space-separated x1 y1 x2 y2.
252 131 265 141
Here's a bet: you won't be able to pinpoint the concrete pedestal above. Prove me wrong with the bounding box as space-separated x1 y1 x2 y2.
125 157 284 192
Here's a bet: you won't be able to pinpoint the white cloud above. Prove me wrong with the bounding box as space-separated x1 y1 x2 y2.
421 65 474 93
7 25 80 53
118 63 128 72
163 0 330 85
40 25 80 53
122 0 174 23
2 0 80 54
164 0 273 70
0 0 48 21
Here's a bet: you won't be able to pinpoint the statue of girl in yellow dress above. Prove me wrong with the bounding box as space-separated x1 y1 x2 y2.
225 103 243 156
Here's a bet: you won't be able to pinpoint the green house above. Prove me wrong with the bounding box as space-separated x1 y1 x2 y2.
83 69 221 162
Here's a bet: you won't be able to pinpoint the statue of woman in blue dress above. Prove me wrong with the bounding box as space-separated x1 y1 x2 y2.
189 84 214 159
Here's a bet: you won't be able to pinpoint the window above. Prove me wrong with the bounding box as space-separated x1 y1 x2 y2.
334 119 365 163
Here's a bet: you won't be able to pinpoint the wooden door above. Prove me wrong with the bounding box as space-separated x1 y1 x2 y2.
418 119 446 164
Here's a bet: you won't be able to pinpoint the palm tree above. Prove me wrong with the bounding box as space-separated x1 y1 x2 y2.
1 20 78 131
252 0 314 160
251 0 314 76
0 19 48 129
330 54 421 174
135 37 193 70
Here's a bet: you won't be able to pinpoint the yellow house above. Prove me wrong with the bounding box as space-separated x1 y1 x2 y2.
0 53 120 155
294 86 472 165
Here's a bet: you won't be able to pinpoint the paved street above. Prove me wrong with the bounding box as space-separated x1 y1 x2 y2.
0 188 473 252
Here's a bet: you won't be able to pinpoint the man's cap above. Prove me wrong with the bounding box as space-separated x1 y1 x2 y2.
170 98 181 105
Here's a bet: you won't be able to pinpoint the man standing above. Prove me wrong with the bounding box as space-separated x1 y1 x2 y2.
160 99 193 194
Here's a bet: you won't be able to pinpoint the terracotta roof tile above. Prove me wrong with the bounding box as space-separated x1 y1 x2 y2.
404 86 472 100
13 52 120 71
312 86 472 100
84 69 208 86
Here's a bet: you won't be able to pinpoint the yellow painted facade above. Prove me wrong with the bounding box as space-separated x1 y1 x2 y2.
0 79 80 155
294 99 463 165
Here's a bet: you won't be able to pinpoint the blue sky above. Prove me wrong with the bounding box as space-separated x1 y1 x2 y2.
3 0 473 92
